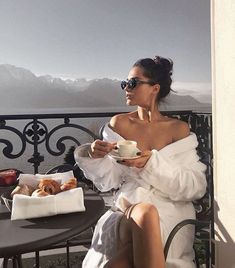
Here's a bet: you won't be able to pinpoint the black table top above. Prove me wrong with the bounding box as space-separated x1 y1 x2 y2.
0 190 104 258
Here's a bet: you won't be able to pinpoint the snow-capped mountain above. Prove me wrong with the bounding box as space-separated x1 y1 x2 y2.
0 64 211 113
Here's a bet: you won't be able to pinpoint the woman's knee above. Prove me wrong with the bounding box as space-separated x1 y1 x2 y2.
127 203 160 226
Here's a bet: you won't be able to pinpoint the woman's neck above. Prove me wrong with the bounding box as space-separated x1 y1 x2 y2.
137 106 163 123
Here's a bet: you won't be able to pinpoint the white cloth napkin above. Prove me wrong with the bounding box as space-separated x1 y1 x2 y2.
11 171 86 220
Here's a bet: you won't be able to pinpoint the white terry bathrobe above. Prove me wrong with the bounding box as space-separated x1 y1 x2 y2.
74 123 207 268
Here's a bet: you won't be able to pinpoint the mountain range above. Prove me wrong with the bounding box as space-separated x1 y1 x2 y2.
0 64 211 113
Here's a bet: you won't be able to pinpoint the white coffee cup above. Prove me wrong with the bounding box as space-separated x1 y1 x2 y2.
117 140 138 157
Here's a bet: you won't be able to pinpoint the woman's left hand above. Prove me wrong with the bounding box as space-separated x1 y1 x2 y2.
117 150 152 168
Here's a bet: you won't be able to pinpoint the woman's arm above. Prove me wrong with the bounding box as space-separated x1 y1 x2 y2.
74 143 126 192
138 148 207 201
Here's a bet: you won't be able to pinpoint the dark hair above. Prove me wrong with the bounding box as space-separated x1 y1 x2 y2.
133 56 174 102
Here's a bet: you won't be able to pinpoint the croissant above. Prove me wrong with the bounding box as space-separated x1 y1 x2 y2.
38 179 61 195
31 189 50 197
60 178 77 191
11 184 34 197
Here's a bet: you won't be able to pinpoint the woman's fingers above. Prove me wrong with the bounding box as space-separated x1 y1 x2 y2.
117 150 152 168
90 140 115 158
95 141 115 152
136 150 152 158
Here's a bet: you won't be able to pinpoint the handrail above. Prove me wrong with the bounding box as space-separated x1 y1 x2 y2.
0 109 212 120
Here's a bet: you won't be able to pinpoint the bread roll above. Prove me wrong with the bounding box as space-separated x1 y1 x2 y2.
38 179 61 195
11 184 34 197
31 189 49 197
60 178 77 191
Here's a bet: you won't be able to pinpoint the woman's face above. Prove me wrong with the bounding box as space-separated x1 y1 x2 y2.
125 66 158 109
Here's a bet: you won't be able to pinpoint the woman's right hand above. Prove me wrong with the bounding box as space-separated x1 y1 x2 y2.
89 140 116 158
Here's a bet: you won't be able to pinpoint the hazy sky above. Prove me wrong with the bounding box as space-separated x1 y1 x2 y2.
0 0 211 83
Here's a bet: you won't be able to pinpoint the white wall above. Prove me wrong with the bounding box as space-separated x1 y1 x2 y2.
211 0 235 267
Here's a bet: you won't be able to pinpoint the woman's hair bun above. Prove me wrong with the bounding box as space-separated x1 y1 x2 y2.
153 56 173 76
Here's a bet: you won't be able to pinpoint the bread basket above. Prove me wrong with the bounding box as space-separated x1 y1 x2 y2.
1 191 13 211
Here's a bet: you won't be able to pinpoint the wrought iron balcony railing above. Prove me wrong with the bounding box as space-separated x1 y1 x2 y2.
0 110 212 173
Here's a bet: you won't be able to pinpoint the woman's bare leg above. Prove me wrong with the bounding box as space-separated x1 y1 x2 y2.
128 203 165 268
105 203 165 268
103 243 132 268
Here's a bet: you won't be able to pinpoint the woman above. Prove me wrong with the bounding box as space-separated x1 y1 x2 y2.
75 56 207 268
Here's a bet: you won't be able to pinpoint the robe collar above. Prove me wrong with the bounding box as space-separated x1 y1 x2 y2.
102 123 198 157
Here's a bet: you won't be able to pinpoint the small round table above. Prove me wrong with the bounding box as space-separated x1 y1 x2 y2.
0 189 105 267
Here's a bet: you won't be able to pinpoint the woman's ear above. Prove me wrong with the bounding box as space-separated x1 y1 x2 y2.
153 84 160 96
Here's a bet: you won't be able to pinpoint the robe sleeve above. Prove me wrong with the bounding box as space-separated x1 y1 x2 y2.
139 149 207 201
74 144 126 192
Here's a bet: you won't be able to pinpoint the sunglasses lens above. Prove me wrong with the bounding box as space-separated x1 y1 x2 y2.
128 79 136 89
121 78 137 90
121 81 127 90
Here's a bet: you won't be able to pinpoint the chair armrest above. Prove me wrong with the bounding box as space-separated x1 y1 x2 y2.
164 219 210 259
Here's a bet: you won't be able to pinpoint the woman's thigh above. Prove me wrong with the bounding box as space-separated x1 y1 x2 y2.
118 202 160 247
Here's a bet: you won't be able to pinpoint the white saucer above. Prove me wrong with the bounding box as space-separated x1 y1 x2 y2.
109 149 141 160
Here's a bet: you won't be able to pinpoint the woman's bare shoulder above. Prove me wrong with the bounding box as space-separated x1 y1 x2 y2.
169 118 190 142
109 111 136 132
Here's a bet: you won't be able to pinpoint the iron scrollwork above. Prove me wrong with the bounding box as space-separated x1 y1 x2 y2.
23 120 48 145
0 123 27 159
45 122 99 156
0 111 212 176
23 119 48 172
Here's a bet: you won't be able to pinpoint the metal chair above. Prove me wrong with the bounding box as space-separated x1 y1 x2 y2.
164 113 214 267
164 189 214 267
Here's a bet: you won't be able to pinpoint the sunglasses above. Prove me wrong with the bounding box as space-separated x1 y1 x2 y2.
120 78 155 90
